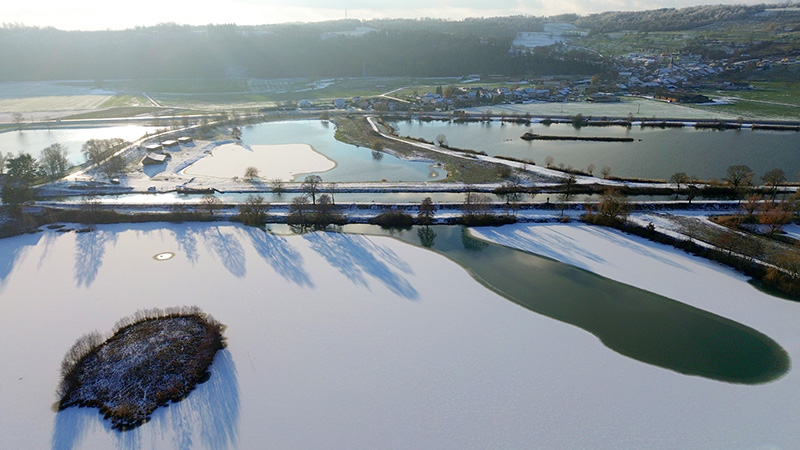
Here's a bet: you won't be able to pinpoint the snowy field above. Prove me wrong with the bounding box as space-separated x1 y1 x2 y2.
183 143 336 181
0 222 799 449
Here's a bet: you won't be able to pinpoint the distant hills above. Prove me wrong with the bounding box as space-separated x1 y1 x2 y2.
0 3 795 81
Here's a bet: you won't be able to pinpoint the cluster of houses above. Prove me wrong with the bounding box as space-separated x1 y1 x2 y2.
141 137 192 166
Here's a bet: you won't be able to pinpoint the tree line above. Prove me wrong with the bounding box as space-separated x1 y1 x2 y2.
0 20 603 81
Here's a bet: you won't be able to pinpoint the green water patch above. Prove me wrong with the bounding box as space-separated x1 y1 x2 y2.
343 224 790 384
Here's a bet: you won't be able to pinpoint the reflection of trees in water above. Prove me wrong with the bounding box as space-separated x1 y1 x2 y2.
417 226 437 248
52 350 239 450
305 232 418 300
74 229 118 287
246 228 314 287
202 227 246 278
460 228 488 252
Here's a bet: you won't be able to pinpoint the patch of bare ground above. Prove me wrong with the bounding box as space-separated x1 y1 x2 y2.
57 307 226 430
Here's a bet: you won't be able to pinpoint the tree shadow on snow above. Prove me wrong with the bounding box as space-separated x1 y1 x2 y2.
245 228 314 288
304 232 418 300
51 349 240 450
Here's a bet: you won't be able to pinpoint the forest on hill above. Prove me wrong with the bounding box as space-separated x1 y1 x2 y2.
0 23 601 81
0 3 794 82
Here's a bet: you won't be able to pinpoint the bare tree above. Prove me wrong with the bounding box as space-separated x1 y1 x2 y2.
742 194 763 217
601 166 612 179
238 194 269 226
597 188 629 221
669 172 689 199
244 166 259 180
544 155 554 168
725 164 754 201
301 175 322 205
326 182 337 205
12 112 24 131
435 134 448 147
270 178 285 195
558 175 577 216
101 154 127 180
288 195 311 225
82 138 128 178
760 201 792 236
40 143 71 180
463 191 492 220
200 194 221 216
761 168 786 201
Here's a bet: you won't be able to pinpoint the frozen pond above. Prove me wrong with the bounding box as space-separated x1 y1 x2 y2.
0 125 160 165
0 223 797 448
241 120 445 182
391 120 800 181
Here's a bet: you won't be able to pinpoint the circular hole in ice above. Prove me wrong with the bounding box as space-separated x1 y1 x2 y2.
153 252 175 261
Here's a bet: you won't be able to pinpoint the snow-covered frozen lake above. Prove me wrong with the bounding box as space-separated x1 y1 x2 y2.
1 222 799 449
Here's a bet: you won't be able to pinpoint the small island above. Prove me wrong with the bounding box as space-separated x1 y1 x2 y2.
56 307 226 430
521 132 634 142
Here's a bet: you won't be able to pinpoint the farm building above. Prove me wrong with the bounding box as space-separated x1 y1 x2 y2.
141 153 170 165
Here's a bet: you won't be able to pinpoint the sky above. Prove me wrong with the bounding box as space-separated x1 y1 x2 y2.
3 0 775 31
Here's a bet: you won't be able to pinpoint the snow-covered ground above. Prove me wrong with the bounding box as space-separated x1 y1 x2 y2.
182 143 336 181
0 222 799 449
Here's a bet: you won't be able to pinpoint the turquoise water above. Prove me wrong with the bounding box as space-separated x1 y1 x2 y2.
344 224 789 384
241 120 445 182
392 120 800 180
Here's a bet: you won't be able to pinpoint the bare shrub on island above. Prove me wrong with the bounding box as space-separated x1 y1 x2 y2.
57 306 226 430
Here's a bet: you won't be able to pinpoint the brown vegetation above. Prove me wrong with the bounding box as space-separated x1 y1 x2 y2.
57 306 226 430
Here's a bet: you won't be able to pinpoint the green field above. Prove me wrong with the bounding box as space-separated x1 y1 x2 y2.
693 81 800 120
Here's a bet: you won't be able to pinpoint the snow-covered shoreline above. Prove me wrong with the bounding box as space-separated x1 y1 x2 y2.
470 222 800 348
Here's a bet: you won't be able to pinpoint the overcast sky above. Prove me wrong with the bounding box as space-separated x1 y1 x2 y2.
3 0 774 31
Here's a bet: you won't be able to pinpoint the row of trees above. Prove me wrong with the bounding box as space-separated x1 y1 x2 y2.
1 138 130 209
669 165 794 203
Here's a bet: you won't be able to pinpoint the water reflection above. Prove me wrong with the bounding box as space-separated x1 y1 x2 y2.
347 225 790 384
51 349 239 450
417 226 436 248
